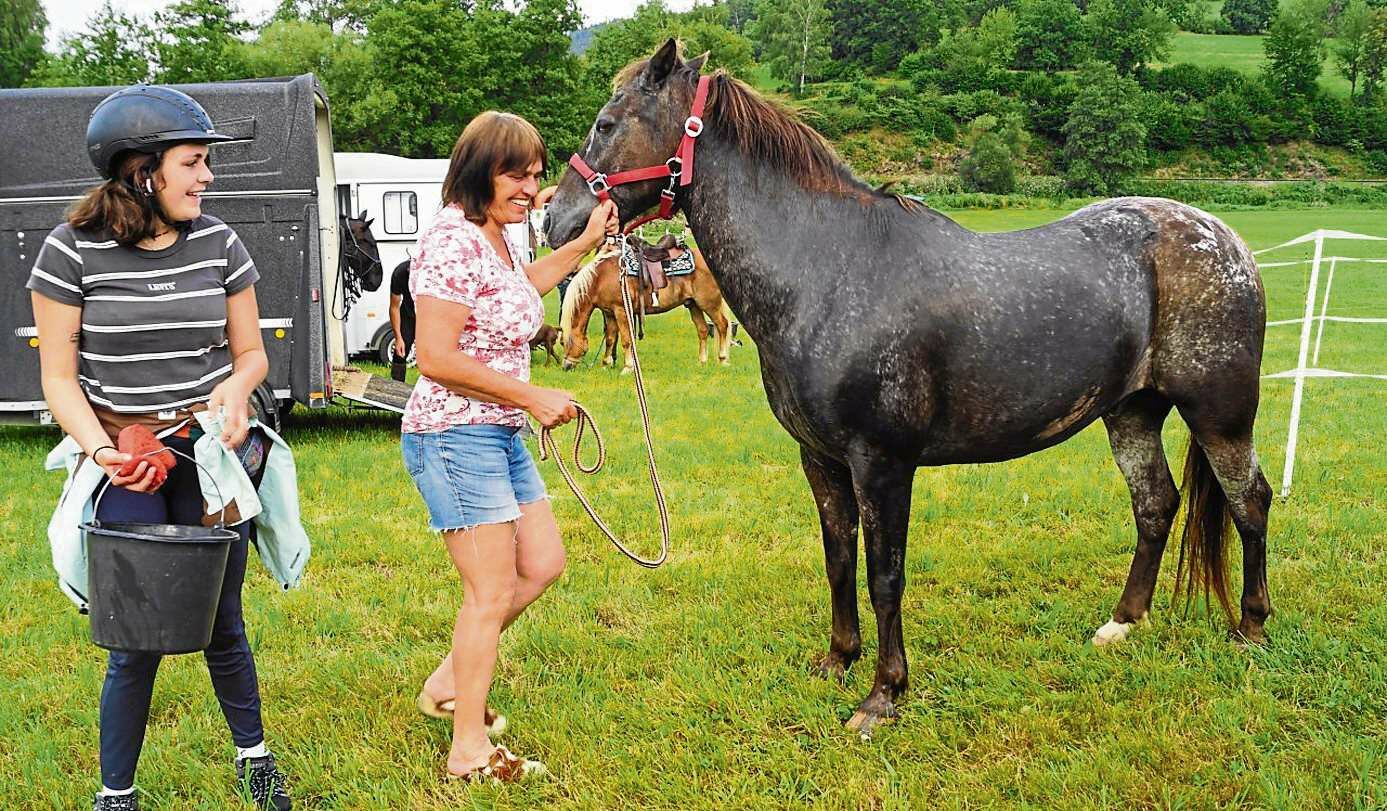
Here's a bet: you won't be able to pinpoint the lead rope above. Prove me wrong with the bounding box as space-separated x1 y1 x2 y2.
537 235 670 568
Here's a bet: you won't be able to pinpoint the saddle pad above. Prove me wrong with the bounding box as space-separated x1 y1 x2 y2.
620 242 696 278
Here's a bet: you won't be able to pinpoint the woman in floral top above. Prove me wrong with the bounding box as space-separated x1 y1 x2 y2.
401 111 617 782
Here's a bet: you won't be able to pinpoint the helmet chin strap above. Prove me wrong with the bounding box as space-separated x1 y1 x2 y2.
125 173 187 235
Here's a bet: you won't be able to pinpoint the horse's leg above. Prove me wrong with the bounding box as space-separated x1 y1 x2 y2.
799 447 861 681
601 311 618 366
1179 408 1273 644
1094 391 1179 646
708 300 731 365
844 449 914 739
613 304 635 374
685 303 709 363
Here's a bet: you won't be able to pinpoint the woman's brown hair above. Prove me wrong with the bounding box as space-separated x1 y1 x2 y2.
441 112 547 224
67 151 171 246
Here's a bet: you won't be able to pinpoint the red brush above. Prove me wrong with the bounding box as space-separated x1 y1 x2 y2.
116 424 177 486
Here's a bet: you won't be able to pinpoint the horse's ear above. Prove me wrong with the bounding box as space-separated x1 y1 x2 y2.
644 38 679 88
359 209 369 218
685 51 709 74
364 218 374 228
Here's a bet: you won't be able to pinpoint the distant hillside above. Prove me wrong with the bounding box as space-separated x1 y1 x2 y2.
569 21 614 55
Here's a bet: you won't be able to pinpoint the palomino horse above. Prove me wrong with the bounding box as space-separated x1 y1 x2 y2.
559 235 732 371
547 40 1272 737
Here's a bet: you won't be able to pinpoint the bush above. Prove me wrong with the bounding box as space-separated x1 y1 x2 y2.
960 132 1019 192
1222 0 1278 34
1310 93 1357 146
1062 63 1148 194
799 99 870 138
1017 72 1076 140
1015 0 1088 70
942 90 1025 122
1141 63 1255 102
1140 93 1203 150
1201 87 1272 145
959 114 1029 193
1014 175 1067 198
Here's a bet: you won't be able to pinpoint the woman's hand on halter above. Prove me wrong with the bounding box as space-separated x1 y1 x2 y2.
580 200 619 253
525 386 578 429
92 447 162 493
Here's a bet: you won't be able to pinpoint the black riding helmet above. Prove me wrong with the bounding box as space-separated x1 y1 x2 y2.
86 84 244 178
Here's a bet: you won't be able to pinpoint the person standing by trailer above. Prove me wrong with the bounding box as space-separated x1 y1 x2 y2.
388 257 415 382
27 85 301 811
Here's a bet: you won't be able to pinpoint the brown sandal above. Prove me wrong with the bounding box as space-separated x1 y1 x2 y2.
416 690 507 736
447 745 546 784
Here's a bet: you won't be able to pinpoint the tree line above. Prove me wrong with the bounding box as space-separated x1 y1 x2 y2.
2 0 1385 196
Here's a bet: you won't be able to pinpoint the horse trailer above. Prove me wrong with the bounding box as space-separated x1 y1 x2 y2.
0 74 407 427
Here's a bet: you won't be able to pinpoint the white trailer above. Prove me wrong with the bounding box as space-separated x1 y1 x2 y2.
333 153 533 363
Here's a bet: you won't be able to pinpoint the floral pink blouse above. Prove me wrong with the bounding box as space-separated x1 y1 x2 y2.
401 205 544 434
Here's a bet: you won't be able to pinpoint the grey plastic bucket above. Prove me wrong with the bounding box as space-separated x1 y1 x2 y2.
81 448 237 654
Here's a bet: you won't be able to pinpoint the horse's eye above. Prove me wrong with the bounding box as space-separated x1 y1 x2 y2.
596 118 615 135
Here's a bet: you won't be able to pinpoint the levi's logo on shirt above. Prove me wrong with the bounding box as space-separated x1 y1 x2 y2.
147 282 177 292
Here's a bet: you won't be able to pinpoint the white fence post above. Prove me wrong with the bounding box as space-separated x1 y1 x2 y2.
1280 231 1325 497
1312 256 1338 366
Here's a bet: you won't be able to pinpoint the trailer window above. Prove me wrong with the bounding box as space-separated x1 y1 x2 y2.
383 191 418 234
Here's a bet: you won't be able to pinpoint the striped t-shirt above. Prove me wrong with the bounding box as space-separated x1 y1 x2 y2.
26 215 259 414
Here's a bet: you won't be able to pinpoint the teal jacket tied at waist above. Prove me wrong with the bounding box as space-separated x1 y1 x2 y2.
44 410 311 611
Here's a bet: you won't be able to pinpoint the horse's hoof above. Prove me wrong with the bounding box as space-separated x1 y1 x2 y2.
1230 625 1269 647
811 652 854 683
844 698 896 742
1092 620 1134 647
621 367 634 375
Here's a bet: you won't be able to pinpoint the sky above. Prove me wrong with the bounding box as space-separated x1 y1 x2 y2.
44 0 700 46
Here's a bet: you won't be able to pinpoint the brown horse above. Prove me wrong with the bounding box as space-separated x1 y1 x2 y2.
559 237 732 371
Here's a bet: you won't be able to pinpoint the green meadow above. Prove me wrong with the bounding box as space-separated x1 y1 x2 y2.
1164 33 1355 98
3 207 1384 808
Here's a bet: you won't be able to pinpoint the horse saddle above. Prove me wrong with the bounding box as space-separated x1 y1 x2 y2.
620 234 695 294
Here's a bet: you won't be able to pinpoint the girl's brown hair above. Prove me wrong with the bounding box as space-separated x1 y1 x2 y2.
67 151 171 246
441 112 547 224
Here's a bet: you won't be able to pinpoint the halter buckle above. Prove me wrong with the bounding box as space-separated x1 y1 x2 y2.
684 116 704 137
586 173 610 196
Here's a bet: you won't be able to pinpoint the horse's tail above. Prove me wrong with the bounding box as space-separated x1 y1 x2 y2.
560 256 603 339
1173 437 1235 623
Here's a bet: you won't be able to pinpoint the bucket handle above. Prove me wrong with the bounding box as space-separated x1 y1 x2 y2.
90 446 231 529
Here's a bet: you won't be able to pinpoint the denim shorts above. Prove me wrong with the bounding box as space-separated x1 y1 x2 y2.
401 424 548 532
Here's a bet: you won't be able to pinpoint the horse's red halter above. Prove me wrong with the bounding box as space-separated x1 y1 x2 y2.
568 75 712 235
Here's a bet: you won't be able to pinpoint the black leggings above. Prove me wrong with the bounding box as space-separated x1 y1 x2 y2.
93 434 264 790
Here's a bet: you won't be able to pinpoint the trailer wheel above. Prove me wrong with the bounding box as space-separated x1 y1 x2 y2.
250 381 282 434
374 326 395 365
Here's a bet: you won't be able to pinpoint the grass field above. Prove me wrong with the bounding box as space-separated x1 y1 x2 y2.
1164 33 1354 98
3 207 1385 808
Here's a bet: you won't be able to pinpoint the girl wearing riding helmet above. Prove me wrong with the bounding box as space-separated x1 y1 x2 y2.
403 111 616 782
27 85 292 810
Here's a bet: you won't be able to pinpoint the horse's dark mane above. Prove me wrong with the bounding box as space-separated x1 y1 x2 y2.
614 57 896 203
703 72 873 199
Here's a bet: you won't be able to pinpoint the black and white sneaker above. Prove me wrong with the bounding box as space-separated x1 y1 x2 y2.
236 754 292 810
92 793 138 811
